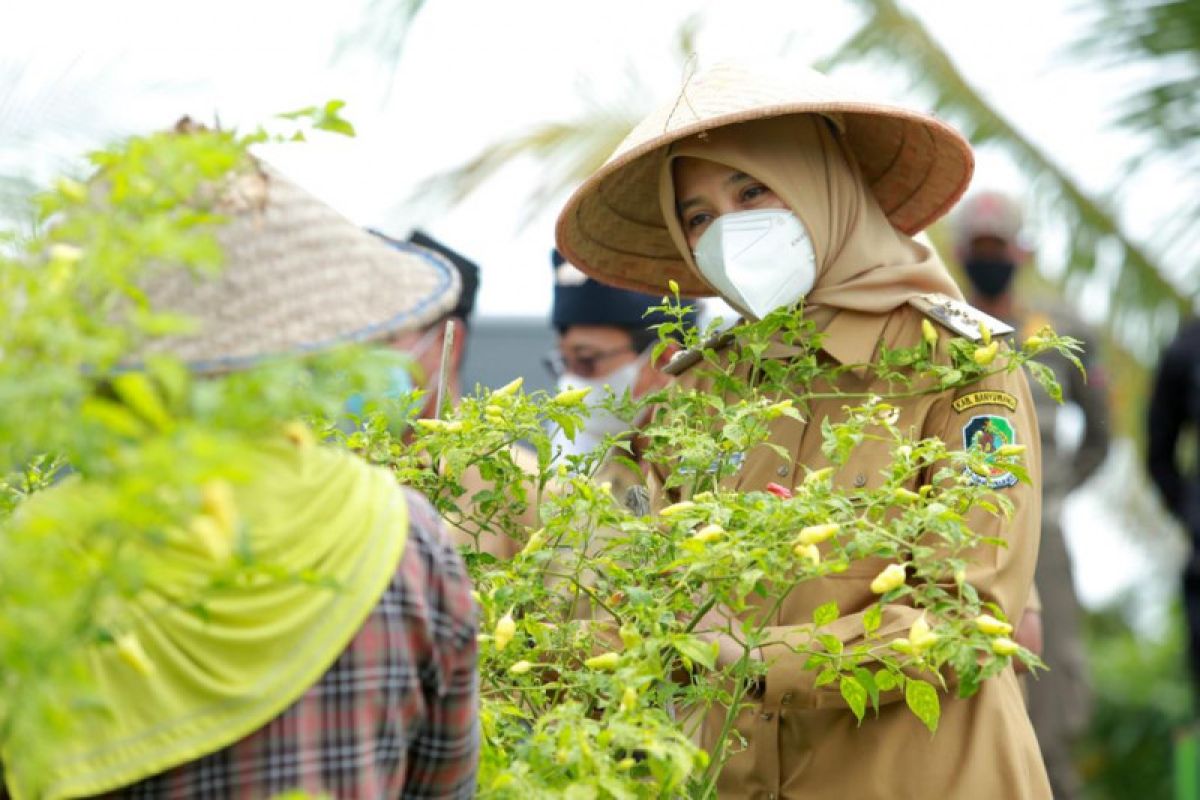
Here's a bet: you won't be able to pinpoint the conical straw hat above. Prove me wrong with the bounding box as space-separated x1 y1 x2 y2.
555 62 974 297
138 163 460 373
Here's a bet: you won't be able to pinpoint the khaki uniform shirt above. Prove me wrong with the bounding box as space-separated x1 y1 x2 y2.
648 305 1051 799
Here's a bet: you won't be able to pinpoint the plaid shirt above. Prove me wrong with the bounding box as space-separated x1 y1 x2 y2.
94 488 480 800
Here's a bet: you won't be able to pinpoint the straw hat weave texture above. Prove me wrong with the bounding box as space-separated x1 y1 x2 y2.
139 164 459 373
555 62 974 297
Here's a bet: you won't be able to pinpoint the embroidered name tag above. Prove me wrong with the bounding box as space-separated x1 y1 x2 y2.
952 391 1017 413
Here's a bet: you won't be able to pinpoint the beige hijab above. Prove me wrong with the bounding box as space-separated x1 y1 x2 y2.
658 114 963 325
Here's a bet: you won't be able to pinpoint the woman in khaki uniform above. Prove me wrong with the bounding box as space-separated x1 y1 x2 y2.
556 63 1051 799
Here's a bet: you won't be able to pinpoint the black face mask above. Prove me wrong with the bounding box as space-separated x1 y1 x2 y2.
964 257 1016 299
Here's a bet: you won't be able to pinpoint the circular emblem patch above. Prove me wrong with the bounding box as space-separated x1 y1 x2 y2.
962 414 1018 489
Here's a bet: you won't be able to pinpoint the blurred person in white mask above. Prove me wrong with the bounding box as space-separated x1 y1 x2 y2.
545 248 697 457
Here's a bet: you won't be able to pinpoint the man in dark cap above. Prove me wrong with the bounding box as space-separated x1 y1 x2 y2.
372 229 481 419
547 249 696 457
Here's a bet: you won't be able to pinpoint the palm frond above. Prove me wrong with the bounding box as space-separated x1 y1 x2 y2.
334 0 429 94
830 0 1192 360
411 109 637 228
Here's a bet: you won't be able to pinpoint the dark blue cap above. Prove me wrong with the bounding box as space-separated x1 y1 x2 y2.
550 249 696 334
407 230 480 322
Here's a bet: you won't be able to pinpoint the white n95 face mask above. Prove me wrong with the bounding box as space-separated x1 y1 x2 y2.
692 209 817 320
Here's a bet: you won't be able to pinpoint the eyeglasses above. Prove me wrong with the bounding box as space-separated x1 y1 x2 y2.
542 345 635 379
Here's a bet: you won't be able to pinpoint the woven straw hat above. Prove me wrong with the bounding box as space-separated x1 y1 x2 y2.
555 62 974 297
138 163 460 373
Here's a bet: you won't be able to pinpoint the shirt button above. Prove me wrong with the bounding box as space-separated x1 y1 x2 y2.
853 473 867 487
776 464 789 477
781 692 793 706
761 712 774 721
767 794 777 800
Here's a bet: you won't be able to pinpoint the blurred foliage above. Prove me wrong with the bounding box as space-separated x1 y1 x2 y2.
0 103 377 790
1076 599 1192 800
830 0 1193 363
1073 0 1200 291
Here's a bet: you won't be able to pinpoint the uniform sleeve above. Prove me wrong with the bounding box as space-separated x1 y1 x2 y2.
1147 337 1190 518
753 361 1043 709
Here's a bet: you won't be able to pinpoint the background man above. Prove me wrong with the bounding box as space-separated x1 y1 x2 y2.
547 248 696 458
373 229 481 419
1148 319 1200 700
954 190 1111 800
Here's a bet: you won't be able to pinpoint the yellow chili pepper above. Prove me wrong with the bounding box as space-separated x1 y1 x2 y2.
492 376 524 398
509 660 534 675
115 632 156 676
870 563 907 594
908 615 938 651
922 319 939 348
585 652 621 671
493 612 517 652
798 523 839 545
973 341 1000 366
553 386 592 406
691 524 724 543
974 614 1014 636
793 542 821 565
991 637 1020 656
660 501 696 518
978 320 992 346
190 514 233 562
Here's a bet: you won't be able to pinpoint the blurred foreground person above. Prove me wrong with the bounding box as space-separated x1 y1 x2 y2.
17 154 479 799
954 191 1109 800
547 248 693 458
1148 319 1200 700
556 62 1049 799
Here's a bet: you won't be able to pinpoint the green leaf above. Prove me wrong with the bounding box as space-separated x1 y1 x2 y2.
840 675 868 723
674 635 718 671
853 667 880 710
814 668 838 688
816 633 843 655
875 670 899 692
812 601 840 626
905 678 941 734
862 604 882 636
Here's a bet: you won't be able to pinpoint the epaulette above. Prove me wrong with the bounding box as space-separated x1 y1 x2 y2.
663 332 736 376
907 293 1014 342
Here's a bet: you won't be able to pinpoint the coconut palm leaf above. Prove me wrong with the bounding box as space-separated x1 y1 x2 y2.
1071 0 1200 295
410 109 636 229
404 13 703 227
827 0 1192 359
